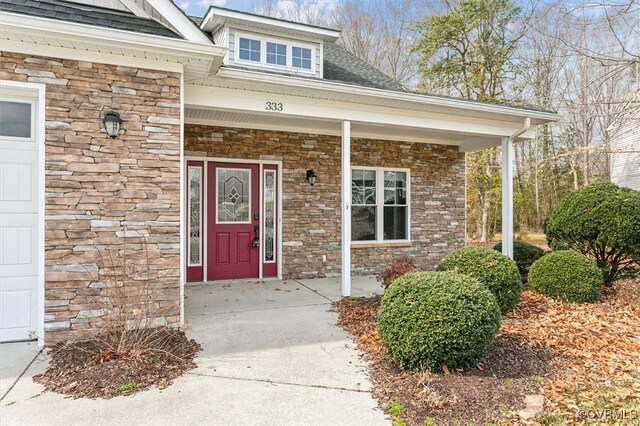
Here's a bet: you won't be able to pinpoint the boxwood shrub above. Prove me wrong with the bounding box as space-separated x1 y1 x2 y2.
377 271 501 371
436 246 521 313
493 240 545 277
528 250 604 303
543 182 640 284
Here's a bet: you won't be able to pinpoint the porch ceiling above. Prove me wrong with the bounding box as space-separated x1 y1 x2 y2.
185 107 503 152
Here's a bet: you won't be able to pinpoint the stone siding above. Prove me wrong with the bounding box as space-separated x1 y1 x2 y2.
184 125 466 279
0 52 181 343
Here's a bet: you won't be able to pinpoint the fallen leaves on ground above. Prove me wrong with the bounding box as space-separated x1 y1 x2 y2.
334 278 640 425
502 281 640 421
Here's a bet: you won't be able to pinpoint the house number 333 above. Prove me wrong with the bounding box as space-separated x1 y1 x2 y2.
265 101 283 111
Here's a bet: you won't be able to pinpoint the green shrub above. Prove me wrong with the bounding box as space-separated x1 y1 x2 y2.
543 183 640 284
493 240 545 277
436 246 521 313
377 271 501 371
528 251 604 303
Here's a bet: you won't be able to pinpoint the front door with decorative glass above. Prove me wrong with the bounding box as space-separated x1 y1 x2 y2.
186 160 278 282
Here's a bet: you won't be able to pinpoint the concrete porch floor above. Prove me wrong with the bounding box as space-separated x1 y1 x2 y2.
0 276 387 425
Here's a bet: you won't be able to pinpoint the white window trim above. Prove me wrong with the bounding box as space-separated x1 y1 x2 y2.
187 165 203 267
351 166 411 245
234 31 316 75
215 167 253 224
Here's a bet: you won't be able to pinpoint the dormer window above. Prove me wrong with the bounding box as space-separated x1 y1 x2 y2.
292 47 312 70
234 32 316 74
239 37 261 62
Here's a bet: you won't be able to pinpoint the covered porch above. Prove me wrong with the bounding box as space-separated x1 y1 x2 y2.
180 74 557 305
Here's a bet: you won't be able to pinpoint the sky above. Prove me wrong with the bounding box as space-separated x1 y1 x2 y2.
176 0 339 18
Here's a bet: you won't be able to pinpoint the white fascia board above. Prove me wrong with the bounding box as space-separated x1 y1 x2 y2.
145 0 212 43
185 84 533 138
216 68 559 124
200 6 340 42
1 12 226 61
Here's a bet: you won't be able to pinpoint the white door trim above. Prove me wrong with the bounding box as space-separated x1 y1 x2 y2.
0 80 46 346
183 155 283 282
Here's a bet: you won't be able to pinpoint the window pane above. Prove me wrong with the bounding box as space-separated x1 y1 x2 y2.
384 206 407 240
351 169 376 205
292 46 312 69
352 206 376 241
384 171 407 205
217 169 251 222
188 168 201 265
0 101 31 138
239 38 260 62
264 170 276 262
266 42 287 66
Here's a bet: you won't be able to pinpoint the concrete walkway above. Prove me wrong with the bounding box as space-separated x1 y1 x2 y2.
0 277 387 426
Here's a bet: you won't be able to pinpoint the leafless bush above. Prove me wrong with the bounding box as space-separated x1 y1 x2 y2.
93 236 175 359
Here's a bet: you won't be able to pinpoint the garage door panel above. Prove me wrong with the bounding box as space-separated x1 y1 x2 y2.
1 88 40 343
0 149 38 213
0 220 37 276
0 278 36 342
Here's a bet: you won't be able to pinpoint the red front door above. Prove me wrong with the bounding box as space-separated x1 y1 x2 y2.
207 162 260 280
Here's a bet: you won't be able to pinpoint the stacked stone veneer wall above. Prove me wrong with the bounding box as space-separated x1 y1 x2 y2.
184 125 466 279
0 52 181 343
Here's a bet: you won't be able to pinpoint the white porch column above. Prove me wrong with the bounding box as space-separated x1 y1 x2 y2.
501 137 514 259
341 120 352 297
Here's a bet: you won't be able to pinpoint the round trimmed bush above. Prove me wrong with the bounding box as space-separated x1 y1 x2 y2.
493 240 544 277
528 251 604 303
543 183 640 284
436 246 522 313
377 271 501 371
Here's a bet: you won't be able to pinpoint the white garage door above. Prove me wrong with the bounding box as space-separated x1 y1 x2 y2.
0 86 42 342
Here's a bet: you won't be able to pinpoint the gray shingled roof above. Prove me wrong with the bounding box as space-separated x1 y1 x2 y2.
0 0 182 39
323 43 405 91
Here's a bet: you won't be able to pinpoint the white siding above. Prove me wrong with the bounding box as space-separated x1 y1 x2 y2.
611 113 640 190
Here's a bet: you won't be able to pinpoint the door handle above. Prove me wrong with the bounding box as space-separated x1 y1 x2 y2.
252 224 259 248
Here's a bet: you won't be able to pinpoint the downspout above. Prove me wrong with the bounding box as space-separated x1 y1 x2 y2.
509 117 531 141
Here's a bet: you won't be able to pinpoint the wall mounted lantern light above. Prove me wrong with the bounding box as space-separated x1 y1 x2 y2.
103 111 122 138
306 169 317 186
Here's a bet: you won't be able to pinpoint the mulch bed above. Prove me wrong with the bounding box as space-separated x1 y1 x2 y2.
34 327 201 399
334 279 640 425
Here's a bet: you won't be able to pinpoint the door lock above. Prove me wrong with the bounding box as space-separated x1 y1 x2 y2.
252 224 259 248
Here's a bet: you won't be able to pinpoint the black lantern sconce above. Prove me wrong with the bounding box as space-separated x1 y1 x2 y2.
103 111 122 138
306 169 317 186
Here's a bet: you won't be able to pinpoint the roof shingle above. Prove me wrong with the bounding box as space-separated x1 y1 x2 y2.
0 0 182 39
323 42 405 91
